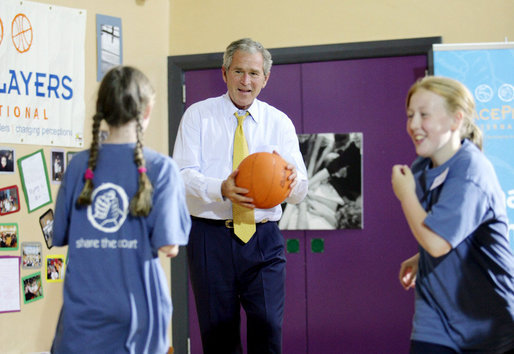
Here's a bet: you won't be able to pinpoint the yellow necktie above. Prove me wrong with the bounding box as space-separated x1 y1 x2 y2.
232 111 256 243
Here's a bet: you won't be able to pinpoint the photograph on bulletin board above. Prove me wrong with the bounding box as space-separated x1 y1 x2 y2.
51 149 65 184
21 242 42 269
46 255 65 282
279 133 363 230
39 209 54 249
0 185 21 216
0 147 15 174
0 223 19 251
22 272 43 304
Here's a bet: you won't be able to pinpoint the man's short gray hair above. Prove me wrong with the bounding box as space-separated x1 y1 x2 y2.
223 38 273 76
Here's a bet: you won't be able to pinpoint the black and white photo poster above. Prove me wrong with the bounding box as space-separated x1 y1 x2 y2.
280 133 363 230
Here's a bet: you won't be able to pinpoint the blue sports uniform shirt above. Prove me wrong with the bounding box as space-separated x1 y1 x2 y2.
410 139 514 352
51 144 191 354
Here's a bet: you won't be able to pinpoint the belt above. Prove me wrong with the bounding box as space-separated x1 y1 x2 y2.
191 216 269 229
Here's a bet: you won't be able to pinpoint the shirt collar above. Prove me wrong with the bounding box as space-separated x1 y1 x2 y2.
223 92 260 124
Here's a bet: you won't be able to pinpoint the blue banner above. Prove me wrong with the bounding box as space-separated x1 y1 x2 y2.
433 43 514 250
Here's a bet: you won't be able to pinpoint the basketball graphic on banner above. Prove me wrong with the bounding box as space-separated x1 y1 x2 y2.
11 13 33 53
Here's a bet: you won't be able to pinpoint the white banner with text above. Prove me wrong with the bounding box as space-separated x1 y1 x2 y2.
0 0 86 147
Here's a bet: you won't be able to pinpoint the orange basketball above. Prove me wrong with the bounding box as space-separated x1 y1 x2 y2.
235 152 292 209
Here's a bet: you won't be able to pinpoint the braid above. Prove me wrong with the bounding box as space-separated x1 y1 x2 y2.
129 118 154 216
82 66 156 215
76 113 103 207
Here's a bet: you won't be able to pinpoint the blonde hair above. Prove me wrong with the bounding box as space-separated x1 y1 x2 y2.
406 76 482 150
77 66 155 216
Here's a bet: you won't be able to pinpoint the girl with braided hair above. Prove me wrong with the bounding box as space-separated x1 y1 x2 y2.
52 66 191 353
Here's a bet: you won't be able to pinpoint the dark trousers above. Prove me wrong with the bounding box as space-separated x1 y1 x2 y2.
410 341 458 354
187 218 286 354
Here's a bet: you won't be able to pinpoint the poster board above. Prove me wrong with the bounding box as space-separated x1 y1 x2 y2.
17 149 52 213
433 42 514 250
0 0 86 147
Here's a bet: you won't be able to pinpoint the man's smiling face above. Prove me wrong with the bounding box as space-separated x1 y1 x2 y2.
222 50 270 110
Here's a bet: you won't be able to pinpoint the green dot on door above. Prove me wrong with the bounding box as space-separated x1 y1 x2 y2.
311 238 324 253
286 238 300 253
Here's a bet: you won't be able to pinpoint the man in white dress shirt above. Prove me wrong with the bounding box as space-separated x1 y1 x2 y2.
173 38 308 354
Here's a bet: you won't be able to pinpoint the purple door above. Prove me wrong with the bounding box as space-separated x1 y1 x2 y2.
183 54 427 353
300 56 425 353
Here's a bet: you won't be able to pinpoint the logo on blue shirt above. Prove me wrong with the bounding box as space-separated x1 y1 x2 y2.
87 183 128 233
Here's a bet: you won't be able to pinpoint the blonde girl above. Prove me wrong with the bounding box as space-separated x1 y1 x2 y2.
392 76 514 353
